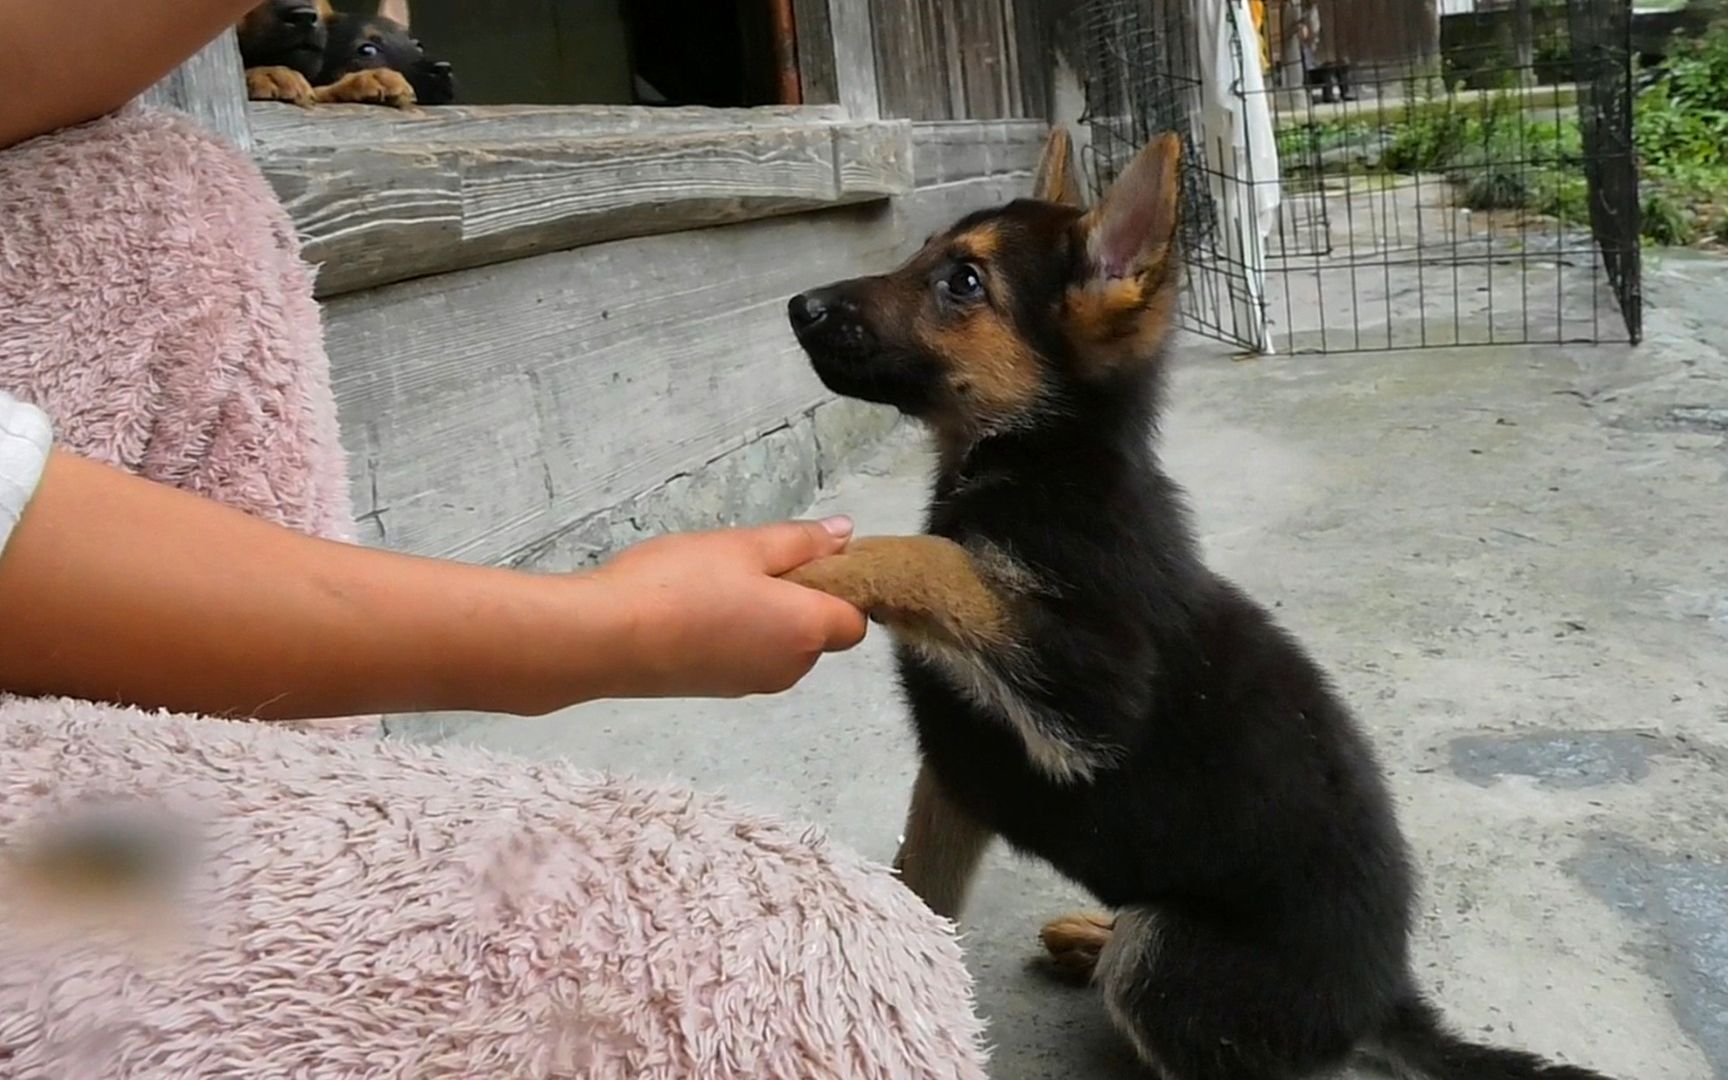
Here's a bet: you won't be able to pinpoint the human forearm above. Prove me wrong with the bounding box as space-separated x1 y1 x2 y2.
0 0 258 150
0 450 627 720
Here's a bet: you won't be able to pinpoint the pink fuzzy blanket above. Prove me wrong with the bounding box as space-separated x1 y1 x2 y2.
0 698 988 1077
0 108 988 1076
0 107 368 737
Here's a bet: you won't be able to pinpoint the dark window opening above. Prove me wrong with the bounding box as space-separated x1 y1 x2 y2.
409 0 792 108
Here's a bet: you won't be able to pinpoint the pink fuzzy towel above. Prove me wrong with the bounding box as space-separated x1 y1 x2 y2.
0 697 990 1078
0 107 368 736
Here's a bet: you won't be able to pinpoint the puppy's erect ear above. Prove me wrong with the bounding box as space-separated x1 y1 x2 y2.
378 0 410 27
1063 134 1183 371
1083 133 1181 281
1031 126 1083 207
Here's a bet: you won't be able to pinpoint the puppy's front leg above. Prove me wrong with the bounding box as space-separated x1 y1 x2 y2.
789 536 1009 920
784 535 1014 651
894 763 994 921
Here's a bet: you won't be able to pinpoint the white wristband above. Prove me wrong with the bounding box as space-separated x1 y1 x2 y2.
0 392 53 562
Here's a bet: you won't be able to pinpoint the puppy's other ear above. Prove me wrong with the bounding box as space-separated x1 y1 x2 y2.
378 0 410 27
1031 126 1083 207
1063 133 1183 372
1082 132 1181 281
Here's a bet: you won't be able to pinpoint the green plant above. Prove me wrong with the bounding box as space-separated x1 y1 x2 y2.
1642 190 1699 245
1457 163 1532 209
1534 172 1590 222
1382 106 1472 172
1636 21 1728 171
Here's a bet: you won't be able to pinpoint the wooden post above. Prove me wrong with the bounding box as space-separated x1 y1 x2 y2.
796 0 881 118
138 29 252 150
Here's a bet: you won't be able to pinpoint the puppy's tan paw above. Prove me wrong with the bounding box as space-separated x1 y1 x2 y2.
246 66 316 107
785 535 1011 649
315 68 417 109
783 551 877 612
1039 910 1114 982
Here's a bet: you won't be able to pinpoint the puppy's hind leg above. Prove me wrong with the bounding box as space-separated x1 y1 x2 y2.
1094 908 1336 1080
893 763 994 922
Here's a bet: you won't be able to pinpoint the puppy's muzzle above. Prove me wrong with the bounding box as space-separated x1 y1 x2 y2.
788 288 874 353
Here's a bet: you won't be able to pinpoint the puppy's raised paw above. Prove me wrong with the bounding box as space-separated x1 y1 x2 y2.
246 66 316 108
1039 910 1114 982
314 68 417 109
784 535 1011 649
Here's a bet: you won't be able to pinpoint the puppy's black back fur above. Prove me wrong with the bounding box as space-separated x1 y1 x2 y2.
906 351 1418 1074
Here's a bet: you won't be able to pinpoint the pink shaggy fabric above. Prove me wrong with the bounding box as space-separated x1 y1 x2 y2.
0 697 990 1078
0 108 370 737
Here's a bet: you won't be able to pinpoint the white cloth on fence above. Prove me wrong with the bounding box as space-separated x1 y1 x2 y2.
1193 0 1282 352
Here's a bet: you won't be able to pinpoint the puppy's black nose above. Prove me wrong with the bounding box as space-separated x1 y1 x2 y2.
283 5 320 27
789 291 831 331
432 61 453 73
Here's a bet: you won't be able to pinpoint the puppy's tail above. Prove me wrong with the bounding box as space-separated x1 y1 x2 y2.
1366 997 1618 1080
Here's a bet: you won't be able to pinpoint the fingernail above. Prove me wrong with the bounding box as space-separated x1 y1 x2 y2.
820 515 854 538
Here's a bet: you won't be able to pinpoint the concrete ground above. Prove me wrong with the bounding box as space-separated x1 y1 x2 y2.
398 252 1727 1079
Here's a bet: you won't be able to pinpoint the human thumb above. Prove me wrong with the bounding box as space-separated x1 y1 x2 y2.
750 516 853 575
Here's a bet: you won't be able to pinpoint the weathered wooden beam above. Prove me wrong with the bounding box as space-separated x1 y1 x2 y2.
139 30 252 149
910 119 1048 186
247 102 851 151
262 119 913 297
830 0 883 119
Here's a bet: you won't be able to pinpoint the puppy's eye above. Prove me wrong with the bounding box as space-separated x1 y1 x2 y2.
939 264 985 302
358 41 381 58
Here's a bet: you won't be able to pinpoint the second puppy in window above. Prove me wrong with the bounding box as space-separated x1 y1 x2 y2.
239 0 455 110
317 0 457 107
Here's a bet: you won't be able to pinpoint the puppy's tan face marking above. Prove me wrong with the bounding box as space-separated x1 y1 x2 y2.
790 131 1185 448
906 226 1046 436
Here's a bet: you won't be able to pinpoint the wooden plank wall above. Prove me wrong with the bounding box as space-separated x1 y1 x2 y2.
321 121 1048 568
871 0 1045 120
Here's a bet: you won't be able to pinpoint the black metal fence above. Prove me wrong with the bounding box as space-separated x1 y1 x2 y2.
1072 0 1642 354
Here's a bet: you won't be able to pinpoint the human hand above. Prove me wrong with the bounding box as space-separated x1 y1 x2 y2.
587 518 870 699
0 451 867 720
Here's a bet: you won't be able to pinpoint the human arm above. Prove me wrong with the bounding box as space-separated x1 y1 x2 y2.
0 448 867 721
0 0 258 151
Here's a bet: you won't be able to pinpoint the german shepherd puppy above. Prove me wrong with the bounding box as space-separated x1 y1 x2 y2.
785 130 1618 1080
317 6 457 107
239 1 453 109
